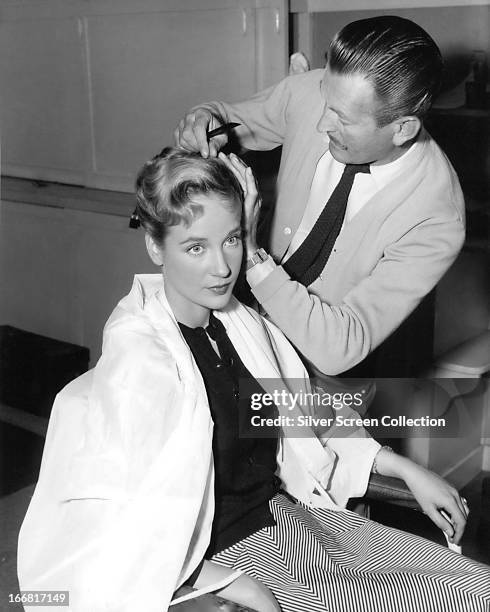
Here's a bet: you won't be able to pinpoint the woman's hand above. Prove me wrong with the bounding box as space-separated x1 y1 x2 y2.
373 449 469 544
192 560 281 612
218 153 262 258
402 463 468 545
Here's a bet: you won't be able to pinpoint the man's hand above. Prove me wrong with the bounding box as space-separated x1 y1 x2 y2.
174 108 228 158
218 153 261 258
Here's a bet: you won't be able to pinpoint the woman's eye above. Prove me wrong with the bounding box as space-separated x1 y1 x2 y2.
187 244 204 255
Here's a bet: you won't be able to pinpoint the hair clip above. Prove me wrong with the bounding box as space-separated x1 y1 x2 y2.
152 146 172 161
152 149 165 161
129 207 140 229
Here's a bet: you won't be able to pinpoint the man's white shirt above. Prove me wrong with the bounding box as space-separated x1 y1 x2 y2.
284 138 422 260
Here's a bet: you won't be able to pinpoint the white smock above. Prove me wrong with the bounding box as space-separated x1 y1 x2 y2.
18 274 380 611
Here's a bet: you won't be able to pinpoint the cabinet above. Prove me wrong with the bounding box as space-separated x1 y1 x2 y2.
0 0 287 192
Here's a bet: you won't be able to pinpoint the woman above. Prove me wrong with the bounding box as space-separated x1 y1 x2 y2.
18 149 489 612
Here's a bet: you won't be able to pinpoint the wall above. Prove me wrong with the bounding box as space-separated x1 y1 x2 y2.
296 5 490 80
0 195 154 365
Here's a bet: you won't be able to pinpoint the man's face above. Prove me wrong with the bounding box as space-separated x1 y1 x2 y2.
317 66 401 166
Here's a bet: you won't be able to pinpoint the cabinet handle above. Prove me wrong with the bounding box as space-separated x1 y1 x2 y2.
242 9 247 35
275 9 280 33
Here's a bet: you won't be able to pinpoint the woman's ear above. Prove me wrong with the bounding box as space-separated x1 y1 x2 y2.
145 234 164 266
392 116 421 146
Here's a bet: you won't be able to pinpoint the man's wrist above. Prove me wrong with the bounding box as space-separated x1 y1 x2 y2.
245 242 259 258
246 246 268 270
245 247 276 286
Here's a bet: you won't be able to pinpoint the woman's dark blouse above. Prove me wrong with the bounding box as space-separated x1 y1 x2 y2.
179 312 280 557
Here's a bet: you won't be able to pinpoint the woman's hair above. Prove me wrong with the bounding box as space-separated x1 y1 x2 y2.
135 148 243 245
327 16 443 126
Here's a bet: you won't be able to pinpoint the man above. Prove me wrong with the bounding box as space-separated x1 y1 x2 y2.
175 16 465 378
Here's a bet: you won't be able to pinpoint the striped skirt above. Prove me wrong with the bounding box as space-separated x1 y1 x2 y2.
211 493 490 612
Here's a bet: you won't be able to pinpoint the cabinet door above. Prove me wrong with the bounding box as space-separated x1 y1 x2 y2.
255 2 289 91
0 15 89 185
1 1 287 192
83 4 258 191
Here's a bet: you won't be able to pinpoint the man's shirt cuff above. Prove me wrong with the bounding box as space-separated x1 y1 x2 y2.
246 254 277 286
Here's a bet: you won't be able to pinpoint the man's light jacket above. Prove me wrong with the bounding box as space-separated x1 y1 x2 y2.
197 69 466 374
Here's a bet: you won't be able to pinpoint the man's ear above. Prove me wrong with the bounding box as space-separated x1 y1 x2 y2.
145 233 164 266
392 116 421 146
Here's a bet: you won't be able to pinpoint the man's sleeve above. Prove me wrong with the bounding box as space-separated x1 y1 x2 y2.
192 75 295 151
249 217 465 375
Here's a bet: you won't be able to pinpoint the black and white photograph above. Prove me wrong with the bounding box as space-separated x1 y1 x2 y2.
1 1 489 610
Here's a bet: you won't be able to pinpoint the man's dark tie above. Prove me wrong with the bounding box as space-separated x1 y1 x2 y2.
283 163 370 287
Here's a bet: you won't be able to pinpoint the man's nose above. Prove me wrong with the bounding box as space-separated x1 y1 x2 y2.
317 106 336 133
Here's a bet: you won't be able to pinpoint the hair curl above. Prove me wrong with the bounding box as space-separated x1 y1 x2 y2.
135 148 243 245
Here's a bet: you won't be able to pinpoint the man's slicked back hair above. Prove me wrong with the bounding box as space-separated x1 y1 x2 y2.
327 16 443 126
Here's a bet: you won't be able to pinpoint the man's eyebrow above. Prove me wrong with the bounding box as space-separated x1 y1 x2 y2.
320 80 350 120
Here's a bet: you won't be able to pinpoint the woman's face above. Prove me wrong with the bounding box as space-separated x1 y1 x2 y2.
147 193 243 328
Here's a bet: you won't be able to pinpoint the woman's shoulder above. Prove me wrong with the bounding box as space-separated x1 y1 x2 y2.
102 275 177 360
94 280 184 389
102 308 172 368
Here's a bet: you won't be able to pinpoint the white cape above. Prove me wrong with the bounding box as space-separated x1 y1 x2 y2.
18 275 379 611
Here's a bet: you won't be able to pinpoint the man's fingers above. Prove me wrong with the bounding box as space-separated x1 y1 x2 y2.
174 111 215 157
245 166 259 198
208 135 228 158
229 154 258 197
217 155 261 219
193 119 211 157
219 153 247 190
175 117 195 149
229 152 249 172
182 118 209 156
